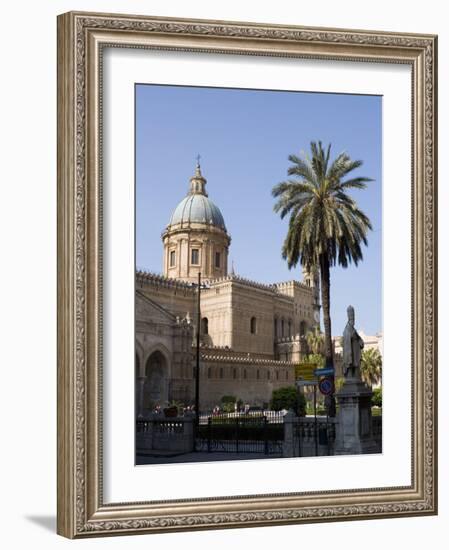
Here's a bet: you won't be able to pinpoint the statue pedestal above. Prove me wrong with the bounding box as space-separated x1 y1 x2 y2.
335 378 378 455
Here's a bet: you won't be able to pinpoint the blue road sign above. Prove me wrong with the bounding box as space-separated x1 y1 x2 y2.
314 367 335 377
318 377 334 396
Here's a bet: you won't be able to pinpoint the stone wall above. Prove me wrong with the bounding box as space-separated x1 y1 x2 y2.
198 353 296 410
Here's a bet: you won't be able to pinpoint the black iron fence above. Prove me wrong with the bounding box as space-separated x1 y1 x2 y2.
293 417 337 457
195 413 284 455
138 412 381 458
372 415 382 452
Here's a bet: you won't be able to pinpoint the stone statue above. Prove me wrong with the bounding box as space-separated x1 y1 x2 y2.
342 305 364 380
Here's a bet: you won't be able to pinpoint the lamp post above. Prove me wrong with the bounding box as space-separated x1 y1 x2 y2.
191 273 210 426
195 272 201 424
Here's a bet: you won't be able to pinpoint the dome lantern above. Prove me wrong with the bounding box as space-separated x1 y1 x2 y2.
189 156 208 196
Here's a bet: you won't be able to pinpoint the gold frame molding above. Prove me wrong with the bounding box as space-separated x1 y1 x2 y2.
57 11 438 538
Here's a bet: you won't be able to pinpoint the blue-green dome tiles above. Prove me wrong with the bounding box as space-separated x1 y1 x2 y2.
168 194 226 231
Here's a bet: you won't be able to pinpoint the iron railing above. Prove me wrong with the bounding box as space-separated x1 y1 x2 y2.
293 417 337 457
196 413 283 454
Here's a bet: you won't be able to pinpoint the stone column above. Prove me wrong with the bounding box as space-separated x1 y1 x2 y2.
177 238 182 278
183 412 196 453
335 379 377 455
283 409 296 458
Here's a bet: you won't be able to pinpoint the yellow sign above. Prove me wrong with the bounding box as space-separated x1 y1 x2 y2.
295 363 318 381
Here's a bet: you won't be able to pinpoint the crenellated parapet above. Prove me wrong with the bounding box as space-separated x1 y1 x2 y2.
136 270 312 300
200 351 295 367
136 270 197 293
205 274 309 299
204 273 277 292
273 279 314 293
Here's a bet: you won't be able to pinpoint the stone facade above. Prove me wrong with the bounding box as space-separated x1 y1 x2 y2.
135 291 195 413
136 163 320 414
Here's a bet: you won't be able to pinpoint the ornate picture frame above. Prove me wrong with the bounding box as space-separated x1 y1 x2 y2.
57 11 437 538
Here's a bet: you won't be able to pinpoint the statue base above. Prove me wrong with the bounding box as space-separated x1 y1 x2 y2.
335 378 378 455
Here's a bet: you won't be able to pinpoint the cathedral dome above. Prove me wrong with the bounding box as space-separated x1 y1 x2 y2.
168 194 226 230
162 160 230 282
167 161 226 231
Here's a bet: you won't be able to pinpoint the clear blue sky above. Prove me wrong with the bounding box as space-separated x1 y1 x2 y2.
136 84 382 336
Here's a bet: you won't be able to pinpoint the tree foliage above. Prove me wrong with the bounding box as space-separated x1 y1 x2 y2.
306 326 324 355
220 395 237 413
371 386 382 407
360 348 382 387
272 141 373 367
303 353 325 369
270 386 306 416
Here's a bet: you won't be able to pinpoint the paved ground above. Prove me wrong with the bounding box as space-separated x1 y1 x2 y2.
136 451 282 465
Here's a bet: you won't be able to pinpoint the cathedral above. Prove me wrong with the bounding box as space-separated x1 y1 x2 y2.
135 161 320 414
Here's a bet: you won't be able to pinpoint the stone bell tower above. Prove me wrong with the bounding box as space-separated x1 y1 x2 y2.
302 266 321 328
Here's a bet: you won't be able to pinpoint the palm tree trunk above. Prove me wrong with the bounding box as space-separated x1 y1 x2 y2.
319 254 333 368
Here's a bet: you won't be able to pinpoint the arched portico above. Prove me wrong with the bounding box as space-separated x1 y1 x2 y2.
142 350 170 410
135 353 145 417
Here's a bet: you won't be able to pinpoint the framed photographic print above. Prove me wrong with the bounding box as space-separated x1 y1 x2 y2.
57 11 438 538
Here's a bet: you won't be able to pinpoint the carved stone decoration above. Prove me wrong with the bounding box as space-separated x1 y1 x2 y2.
57 11 437 538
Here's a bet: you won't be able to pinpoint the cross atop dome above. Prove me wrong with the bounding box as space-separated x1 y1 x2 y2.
189 155 207 195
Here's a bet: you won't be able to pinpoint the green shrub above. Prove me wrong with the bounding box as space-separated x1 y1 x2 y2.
221 395 236 404
270 386 296 411
270 386 306 416
220 395 237 413
372 387 382 408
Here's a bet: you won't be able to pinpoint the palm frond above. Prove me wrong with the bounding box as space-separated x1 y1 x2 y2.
272 140 373 271
337 176 373 191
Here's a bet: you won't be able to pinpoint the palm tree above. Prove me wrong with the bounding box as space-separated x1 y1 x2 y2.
272 141 373 370
305 326 324 355
360 348 382 387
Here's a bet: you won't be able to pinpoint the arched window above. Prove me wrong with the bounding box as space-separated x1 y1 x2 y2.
276 370 279 380
256 369 260 380
219 367 224 379
299 320 307 337
233 368 237 379
267 370 271 380
201 317 209 335
288 319 292 337
243 369 247 379
274 317 278 338
281 319 285 337
286 371 289 380
250 316 257 334
207 367 211 379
